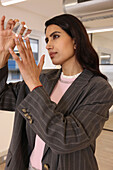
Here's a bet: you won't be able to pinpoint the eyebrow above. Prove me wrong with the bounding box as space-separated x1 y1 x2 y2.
45 31 61 42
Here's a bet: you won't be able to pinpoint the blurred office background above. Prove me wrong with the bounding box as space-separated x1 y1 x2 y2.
0 0 113 170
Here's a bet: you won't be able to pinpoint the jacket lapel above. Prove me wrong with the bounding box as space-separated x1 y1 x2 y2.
42 69 94 160
39 69 62 160
41 68 62 96
55 69 94 114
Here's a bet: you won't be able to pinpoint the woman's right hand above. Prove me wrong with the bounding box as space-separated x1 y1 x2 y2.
0 16 17 68
0 16 27 68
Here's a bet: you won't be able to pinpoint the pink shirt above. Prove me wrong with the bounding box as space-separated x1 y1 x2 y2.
30 72 81 169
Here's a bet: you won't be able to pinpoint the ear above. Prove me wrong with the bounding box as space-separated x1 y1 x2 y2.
73 39 76 49
74 44 76 49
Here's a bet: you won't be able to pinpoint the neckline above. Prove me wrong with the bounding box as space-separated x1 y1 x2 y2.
59 72 82 84
62 72 82 79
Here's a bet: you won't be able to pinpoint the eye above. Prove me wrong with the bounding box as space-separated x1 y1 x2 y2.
53 34 60 40
45 37 49 44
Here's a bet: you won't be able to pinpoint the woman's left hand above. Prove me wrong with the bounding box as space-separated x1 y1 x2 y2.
9 34 45 91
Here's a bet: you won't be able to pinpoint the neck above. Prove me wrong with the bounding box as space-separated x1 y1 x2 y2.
62 58 83 76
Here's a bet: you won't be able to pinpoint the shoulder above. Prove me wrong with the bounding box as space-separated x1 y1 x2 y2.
87 74 113 102
80 69 113 101
82 69 112 90
90 75 112 90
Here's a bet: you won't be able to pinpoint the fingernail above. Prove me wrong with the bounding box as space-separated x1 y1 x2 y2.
21 21 25 25
9 48 12 51
25 37 29 41
15 19 19 22
15 38 18 42
18 34 22 38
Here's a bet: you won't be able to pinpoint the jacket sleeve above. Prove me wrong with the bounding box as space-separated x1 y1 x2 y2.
17 76 113 154
0 65 22 111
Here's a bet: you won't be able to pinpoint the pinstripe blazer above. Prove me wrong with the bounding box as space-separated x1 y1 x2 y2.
0 65 113 170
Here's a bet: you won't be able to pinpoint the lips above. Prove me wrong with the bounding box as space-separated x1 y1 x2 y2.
49 52 57 58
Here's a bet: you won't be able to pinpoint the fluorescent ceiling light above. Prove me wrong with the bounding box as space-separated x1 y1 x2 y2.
100 55 111 58
65 2 77 8
87 27 113 33
1 0 27 6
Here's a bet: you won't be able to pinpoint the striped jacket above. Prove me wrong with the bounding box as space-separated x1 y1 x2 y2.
0 65 113 170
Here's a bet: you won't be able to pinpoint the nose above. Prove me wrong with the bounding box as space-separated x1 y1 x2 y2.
46 40 53 50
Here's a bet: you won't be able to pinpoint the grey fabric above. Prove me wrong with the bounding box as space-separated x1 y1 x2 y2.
28 162 39 170
0 66 113 170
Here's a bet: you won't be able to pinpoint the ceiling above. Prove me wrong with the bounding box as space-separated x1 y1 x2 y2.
14 0 64 19
11 0 113 29
1 0 113 30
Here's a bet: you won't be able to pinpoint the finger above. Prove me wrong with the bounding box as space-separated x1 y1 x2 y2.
38 55 45 72
24 29 32 38
15 36 27 61
14 19 19 23
6 19 15 30
25 37 35 63
18 34 26 50
9 47 21 64
26 37 32 53
25 37 35 60
11 19 19 30
19 24 26 35
21 21 25 25
0 16 5 31
19 22 25 35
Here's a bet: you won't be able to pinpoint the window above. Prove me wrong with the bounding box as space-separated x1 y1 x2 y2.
100 53 111 65
11 71 20 80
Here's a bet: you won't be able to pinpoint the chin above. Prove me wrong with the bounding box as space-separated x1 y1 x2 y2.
52 61 56 65
52 60 62 66
52 61 60 65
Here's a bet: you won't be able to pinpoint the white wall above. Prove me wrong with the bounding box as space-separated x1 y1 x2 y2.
0 111 15 155
0 5 46 31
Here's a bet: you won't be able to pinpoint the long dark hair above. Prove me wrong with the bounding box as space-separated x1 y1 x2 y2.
45 14 107 80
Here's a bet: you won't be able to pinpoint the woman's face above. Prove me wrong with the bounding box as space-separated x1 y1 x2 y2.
45 24 76 66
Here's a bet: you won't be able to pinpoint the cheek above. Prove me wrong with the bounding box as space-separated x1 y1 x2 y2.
61 43 75 57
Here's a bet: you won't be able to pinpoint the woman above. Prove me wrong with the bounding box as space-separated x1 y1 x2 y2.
0 14 113 170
